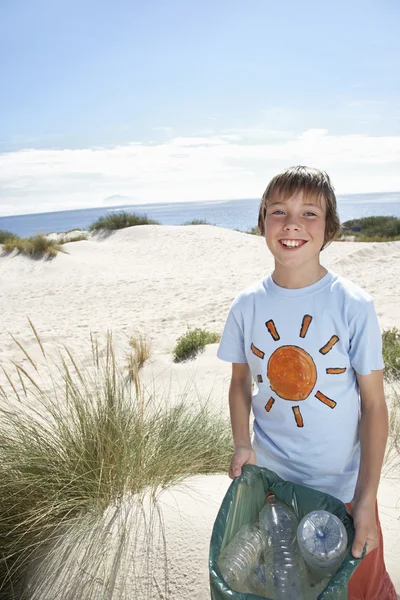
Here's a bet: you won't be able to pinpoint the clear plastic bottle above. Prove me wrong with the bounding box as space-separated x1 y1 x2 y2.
297 510 348 583
246 556 275 598
259 495 307 600
217 522 266 592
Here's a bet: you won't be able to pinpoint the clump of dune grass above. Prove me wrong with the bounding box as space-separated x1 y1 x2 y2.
341 216 400 242
382 327 400 380
384 378 400 469
89 212 159 232
57 233 88 244
183 219 214 225
0 230 18 244
126 333 152 383
173 328 221 362
246 226 261 235
0 325 231 598
2 234 63 257
382 330 400 468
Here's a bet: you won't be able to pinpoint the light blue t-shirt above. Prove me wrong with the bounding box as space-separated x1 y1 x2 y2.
217 270 384 502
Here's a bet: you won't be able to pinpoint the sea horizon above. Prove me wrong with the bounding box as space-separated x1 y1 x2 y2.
1 191 400 239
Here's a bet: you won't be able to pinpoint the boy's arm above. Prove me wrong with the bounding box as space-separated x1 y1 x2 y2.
228 362 257 478
351 368 389 557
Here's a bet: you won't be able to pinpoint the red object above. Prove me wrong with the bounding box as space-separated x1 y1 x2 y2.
346 503 397 600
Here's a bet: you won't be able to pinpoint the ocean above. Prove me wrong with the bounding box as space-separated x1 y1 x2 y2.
1 192 400 239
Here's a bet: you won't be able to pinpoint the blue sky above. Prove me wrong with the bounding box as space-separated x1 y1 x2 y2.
1 0 399 215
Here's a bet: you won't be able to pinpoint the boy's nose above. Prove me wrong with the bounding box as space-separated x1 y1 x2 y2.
283 219 301 230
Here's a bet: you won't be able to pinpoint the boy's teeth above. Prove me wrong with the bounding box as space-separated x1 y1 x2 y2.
282 240 301 247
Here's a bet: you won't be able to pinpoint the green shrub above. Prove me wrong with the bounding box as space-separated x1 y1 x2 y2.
89 211 159 231
0 328 232 597
382 327 400 380
173 328 221 362
342 216 400 242
0 230 18 244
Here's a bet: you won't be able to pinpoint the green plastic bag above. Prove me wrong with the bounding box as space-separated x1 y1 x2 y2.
209 465 364 600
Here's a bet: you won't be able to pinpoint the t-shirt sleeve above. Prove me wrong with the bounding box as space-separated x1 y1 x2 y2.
217 302 248 363
349 299 384 375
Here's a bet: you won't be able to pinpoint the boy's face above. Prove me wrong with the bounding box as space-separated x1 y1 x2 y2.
264 190 327 273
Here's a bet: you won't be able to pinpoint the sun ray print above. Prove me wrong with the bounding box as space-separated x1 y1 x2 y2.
292 406 304 428
319 335 339 355
315 391 337 409
251 343 265 359
299 315 313 338
265 397 275 412
265 319 280 341
253 315 347 427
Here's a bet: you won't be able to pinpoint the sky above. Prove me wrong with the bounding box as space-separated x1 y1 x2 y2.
1 0 399 216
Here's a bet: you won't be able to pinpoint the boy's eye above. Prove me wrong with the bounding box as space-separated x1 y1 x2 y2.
304 211 317 217
271 210 285 215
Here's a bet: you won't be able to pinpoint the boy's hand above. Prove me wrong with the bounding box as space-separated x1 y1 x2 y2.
229 445 257 479
349 499 379 558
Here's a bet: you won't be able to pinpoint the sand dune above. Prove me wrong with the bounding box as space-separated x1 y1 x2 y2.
0 226 399 596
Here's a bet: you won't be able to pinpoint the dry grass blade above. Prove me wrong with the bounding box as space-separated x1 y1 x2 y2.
1 366 22 403
128 334 151 370
15 367 27 398
8 334 38 372
64 348 85 384
27 318 46 359
12 363 42 393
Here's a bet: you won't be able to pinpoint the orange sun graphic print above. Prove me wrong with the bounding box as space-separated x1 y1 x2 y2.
251 315 347 428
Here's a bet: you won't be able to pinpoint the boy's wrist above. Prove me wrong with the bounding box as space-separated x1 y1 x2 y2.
351 489 377 507
234 443 252 451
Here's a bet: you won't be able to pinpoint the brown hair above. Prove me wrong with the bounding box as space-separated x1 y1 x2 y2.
257 166 341 248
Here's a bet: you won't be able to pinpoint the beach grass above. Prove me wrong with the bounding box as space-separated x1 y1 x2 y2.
89 212 159 231
173 328 221 362
341 216 400 242
247 226 261 235
385 377 400 468
183 219 214 225
382 329 400 467
2 234 63 257
58 233 88 244
0 230 18 244
126 333 152 383
383 327 400 381
0 327 232 597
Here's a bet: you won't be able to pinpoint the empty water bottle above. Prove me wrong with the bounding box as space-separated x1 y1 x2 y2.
217 522 265 592
259 495 307 600
297 510 348 583
246 558 269 596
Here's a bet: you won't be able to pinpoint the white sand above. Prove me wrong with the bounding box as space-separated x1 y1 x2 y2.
1 226 399 596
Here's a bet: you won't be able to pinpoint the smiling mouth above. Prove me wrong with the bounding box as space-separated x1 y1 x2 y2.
279 239 307 248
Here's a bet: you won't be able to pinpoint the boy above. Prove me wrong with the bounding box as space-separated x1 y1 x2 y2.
217 166 396 599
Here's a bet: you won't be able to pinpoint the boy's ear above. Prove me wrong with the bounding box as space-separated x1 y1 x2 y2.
322 228 338 249
258 213 265 235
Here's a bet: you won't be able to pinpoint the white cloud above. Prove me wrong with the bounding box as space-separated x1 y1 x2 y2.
0 129 400 216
